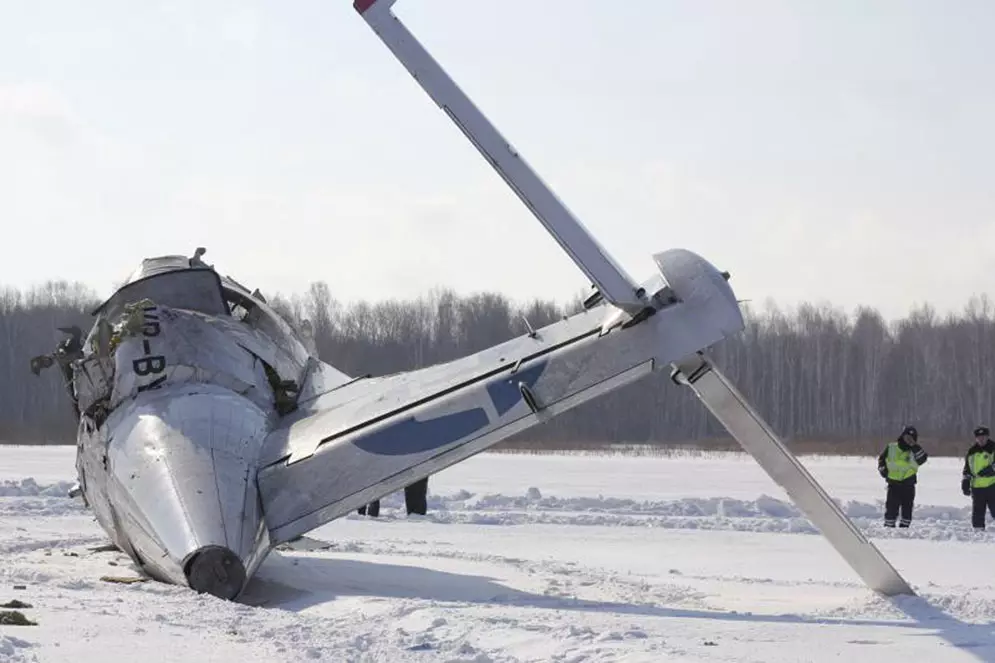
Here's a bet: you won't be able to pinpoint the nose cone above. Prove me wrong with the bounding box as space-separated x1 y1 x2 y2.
104 384 271 599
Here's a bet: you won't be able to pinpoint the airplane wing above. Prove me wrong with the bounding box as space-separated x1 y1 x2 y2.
353 0 650 318
256 305 626 544
255 1 746 546
256 264 742 545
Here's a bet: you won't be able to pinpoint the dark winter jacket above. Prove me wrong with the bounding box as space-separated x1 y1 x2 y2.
878 439 928 486
963 439 995 492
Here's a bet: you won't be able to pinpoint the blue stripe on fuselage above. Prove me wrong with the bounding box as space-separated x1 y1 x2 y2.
353 408 489 455
352 361 548 456
486 361 547 416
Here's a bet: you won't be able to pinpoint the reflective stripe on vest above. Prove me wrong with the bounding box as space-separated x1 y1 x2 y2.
886 442 918 481
970 451 995 489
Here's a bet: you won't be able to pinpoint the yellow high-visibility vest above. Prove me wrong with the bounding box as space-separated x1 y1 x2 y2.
886 442 919 481
970 451 995 489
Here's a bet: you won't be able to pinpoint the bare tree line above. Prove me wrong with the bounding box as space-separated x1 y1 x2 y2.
2 279 994 456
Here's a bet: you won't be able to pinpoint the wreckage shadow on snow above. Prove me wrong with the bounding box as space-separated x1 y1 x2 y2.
887 595 995 662
239 549 995 657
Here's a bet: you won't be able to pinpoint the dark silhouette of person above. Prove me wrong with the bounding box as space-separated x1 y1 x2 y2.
357 477 429 517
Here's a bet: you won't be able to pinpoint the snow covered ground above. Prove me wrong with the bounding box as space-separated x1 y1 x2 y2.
1 445 992 662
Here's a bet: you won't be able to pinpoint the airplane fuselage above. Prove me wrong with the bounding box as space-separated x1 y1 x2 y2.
53 248 742 600
66 261 338 598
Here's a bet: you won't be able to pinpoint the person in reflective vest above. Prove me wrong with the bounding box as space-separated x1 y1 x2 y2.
877 425 928 528
962 426 995 530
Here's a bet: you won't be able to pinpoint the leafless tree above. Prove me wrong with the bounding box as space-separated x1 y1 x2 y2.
3 279 994 455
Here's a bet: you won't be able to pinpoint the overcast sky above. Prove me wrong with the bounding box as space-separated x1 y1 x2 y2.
1 0 992 321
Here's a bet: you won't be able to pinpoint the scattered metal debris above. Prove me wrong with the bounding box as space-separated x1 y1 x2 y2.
88 543 120 553
100 576 149 585
0 610 37 626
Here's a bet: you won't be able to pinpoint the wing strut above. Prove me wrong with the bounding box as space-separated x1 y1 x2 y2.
354 0 648 316
672 354 914 596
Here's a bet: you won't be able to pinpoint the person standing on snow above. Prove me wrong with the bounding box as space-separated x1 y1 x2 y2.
962 426 995 530
404 477 429 516
357 499 380 518
877 425 928 528
357 477 429 518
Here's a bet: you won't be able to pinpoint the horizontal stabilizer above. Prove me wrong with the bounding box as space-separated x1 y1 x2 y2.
672 354 914 597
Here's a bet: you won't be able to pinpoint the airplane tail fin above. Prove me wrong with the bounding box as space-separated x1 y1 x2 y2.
354 0 649 317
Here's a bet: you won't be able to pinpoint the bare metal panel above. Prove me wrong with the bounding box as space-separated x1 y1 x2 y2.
107 307 273 412
103 384 270 589
672 355 914 597
73 354 114 416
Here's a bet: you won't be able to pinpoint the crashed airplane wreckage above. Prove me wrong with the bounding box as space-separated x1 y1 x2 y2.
30 0 913 600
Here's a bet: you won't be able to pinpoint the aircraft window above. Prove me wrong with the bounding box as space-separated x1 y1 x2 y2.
95 269 230 320
222 284 308 358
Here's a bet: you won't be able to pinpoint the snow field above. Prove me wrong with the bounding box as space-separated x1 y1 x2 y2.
0 446 992 662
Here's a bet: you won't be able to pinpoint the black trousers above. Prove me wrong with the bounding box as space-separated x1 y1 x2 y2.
884 483 915 527
972 486 995 529
358 500 380 517
356 478 429 517
405 477 429 515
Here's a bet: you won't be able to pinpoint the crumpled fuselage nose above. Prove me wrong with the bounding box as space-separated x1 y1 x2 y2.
101 384 271 599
